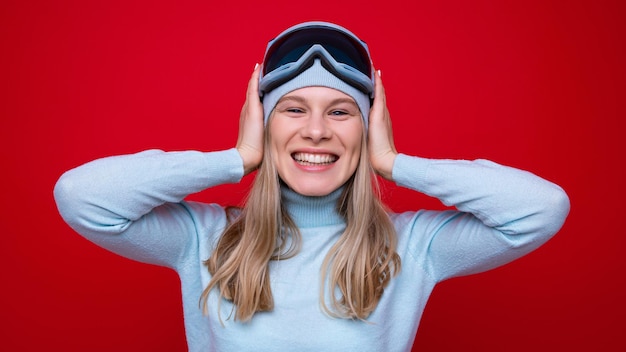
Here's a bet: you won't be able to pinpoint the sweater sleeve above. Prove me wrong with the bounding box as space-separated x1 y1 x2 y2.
53 148 244 269
392 153 570 282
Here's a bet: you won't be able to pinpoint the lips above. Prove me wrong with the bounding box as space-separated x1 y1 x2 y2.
292 152 338 166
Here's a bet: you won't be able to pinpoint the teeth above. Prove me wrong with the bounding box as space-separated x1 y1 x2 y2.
293 152 337 165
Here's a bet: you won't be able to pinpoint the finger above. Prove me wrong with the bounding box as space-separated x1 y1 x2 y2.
241 63 261 112
371 68 397 154
246 63 262 103
237 63 265 174
370 69 391 133
244 64 261 113
240 64 262 117
372 69 386 111
238 64 262 144
370 68 389 127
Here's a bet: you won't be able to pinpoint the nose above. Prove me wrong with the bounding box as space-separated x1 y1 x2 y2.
300 113 331 143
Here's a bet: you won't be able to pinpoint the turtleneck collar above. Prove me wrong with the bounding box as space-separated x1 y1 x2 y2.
280 183 346 228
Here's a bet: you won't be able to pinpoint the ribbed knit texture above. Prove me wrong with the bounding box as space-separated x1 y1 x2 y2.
280 184 344 227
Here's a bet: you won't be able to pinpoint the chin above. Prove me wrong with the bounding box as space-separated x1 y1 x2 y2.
287 182 339 197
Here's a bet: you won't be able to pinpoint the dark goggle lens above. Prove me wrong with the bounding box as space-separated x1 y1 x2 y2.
263 27 371 77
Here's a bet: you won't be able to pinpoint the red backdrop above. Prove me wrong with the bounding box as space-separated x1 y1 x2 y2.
2 0 624 351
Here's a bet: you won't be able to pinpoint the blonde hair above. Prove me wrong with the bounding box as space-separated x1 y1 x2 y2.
200 123 400 322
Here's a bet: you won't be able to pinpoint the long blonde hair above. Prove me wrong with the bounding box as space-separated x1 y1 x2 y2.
200 123 400 322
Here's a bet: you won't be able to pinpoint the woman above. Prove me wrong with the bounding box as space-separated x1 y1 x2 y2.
54 22 570 352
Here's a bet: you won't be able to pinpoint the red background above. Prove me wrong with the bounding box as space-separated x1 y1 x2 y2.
2 0 624 350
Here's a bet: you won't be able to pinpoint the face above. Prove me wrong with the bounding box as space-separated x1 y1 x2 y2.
268 86 364 197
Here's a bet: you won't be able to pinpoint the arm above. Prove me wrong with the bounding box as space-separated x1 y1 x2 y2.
53 148 244 268
54 64 265 269
392 154 569 281
368 70 570 281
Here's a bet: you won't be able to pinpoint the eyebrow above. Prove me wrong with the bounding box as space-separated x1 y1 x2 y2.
277 95 358 107
276 95 307 104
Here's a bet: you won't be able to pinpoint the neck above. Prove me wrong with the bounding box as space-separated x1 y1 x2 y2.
280 184 345 228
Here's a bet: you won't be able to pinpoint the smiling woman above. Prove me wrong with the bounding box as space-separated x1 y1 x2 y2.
53 21 570 352
270 87 364 196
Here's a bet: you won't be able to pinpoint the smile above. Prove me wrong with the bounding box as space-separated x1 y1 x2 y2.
292 152 338 166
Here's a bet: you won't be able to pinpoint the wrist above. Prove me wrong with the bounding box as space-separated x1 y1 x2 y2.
374 151 397 181
236 146 261 175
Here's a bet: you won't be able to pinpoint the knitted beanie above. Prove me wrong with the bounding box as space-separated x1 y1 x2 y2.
262 59 370 129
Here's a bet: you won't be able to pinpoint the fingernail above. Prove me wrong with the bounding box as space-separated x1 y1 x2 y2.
377 69 382 77
254 63 259 70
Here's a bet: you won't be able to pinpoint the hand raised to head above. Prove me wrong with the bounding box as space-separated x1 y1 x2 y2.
236 64 265 175
368 69 398 181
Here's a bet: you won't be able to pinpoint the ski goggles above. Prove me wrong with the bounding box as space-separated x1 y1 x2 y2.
259 22 375 98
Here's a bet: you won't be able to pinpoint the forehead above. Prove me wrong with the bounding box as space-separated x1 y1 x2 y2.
279 86 357 105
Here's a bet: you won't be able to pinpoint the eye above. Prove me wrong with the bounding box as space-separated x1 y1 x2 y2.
276 105 306 117
328 109 354 120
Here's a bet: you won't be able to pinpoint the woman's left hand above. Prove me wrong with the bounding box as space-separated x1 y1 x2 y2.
368 69 397 181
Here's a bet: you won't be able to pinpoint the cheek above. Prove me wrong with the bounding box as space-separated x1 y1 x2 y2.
268 120 284 156
269 138 284 167
343 129 364 169
350 141 363 169
268 124 290 177
347 123 364 152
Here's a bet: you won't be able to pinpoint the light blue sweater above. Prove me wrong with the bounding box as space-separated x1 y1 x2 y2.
53 148 569 351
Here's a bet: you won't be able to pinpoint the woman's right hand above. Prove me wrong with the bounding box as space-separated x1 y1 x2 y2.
236 64 265 175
